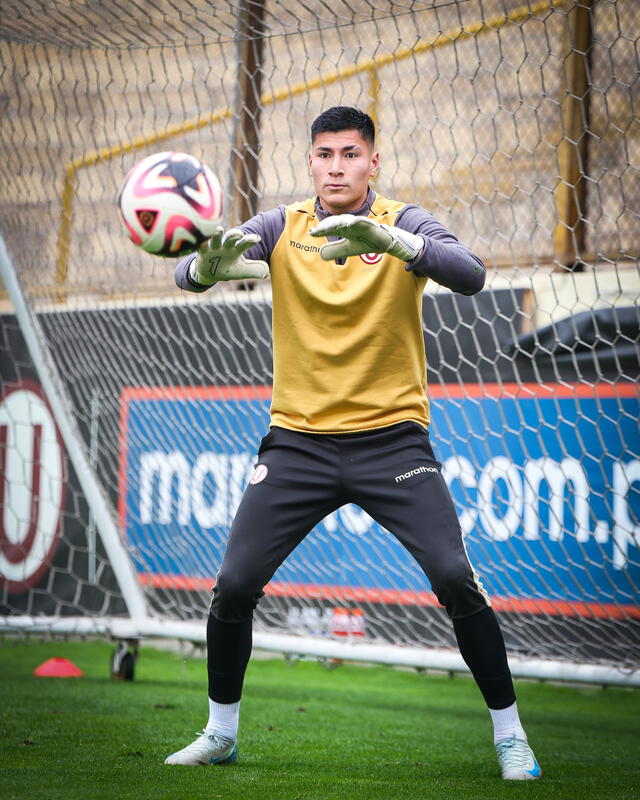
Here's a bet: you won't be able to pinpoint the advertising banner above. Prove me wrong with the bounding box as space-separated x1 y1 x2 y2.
119 383 640 618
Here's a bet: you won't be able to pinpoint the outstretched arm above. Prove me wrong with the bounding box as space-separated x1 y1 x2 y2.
309 206 485 296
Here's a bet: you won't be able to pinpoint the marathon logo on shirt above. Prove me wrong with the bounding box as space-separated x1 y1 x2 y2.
395 464 439 482
289 239 321 253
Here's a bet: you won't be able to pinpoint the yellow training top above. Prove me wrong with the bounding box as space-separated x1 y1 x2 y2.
269 194 430 433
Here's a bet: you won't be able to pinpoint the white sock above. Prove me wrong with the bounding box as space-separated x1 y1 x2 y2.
205 697 240 741
489 701 527 744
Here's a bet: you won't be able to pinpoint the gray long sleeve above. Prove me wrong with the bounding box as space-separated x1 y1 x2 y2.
396 204 486 295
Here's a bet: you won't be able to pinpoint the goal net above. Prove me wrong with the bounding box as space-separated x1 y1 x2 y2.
1 0 639 685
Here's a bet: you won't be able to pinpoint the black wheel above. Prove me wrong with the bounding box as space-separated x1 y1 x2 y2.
111 640 138 681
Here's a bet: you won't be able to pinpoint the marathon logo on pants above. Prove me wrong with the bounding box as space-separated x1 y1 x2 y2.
394 465 439 482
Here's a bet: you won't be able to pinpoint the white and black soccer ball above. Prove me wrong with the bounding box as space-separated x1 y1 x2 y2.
117 151 223 257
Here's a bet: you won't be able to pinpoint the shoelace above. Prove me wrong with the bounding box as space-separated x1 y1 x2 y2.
183 730 229 754
496 737 532 767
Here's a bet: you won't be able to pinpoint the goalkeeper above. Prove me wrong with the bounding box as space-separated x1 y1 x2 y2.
165 106 541 781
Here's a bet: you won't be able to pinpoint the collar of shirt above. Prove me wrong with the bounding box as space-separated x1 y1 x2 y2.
314 187 376 221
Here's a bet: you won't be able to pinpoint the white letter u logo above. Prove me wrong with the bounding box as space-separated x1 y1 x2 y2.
0 423 43 563
0 384 65 592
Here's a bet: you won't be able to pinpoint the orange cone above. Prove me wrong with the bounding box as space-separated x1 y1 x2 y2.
34 657 84 678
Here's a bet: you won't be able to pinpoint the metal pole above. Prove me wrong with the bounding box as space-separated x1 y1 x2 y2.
553 0 593 270
229 0 266 224
87 390 100 584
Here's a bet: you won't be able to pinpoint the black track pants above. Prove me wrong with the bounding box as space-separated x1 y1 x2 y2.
208 423 514 708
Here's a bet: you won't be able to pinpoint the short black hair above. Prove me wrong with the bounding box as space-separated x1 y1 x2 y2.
311 106 375 146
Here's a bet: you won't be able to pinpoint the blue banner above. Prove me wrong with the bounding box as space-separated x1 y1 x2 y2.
120 385 640 610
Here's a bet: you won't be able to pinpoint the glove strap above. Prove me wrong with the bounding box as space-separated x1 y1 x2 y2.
190 253 218 286
384 226 423 262
188 255 200 282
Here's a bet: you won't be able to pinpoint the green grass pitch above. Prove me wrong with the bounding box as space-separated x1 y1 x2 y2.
0 639 638 800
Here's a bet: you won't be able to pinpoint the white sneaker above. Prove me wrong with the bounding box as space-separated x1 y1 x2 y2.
164 730 237 766
495 736 541 780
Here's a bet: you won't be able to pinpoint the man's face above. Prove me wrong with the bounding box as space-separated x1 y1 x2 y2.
308 129 379 215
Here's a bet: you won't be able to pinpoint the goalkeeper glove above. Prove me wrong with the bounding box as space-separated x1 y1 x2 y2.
189 226 269 285
309 214 423 262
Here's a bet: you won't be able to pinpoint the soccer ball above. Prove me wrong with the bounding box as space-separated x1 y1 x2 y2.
117 151 223 257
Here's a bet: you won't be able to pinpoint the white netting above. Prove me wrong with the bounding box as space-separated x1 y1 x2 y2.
1 0 638 678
